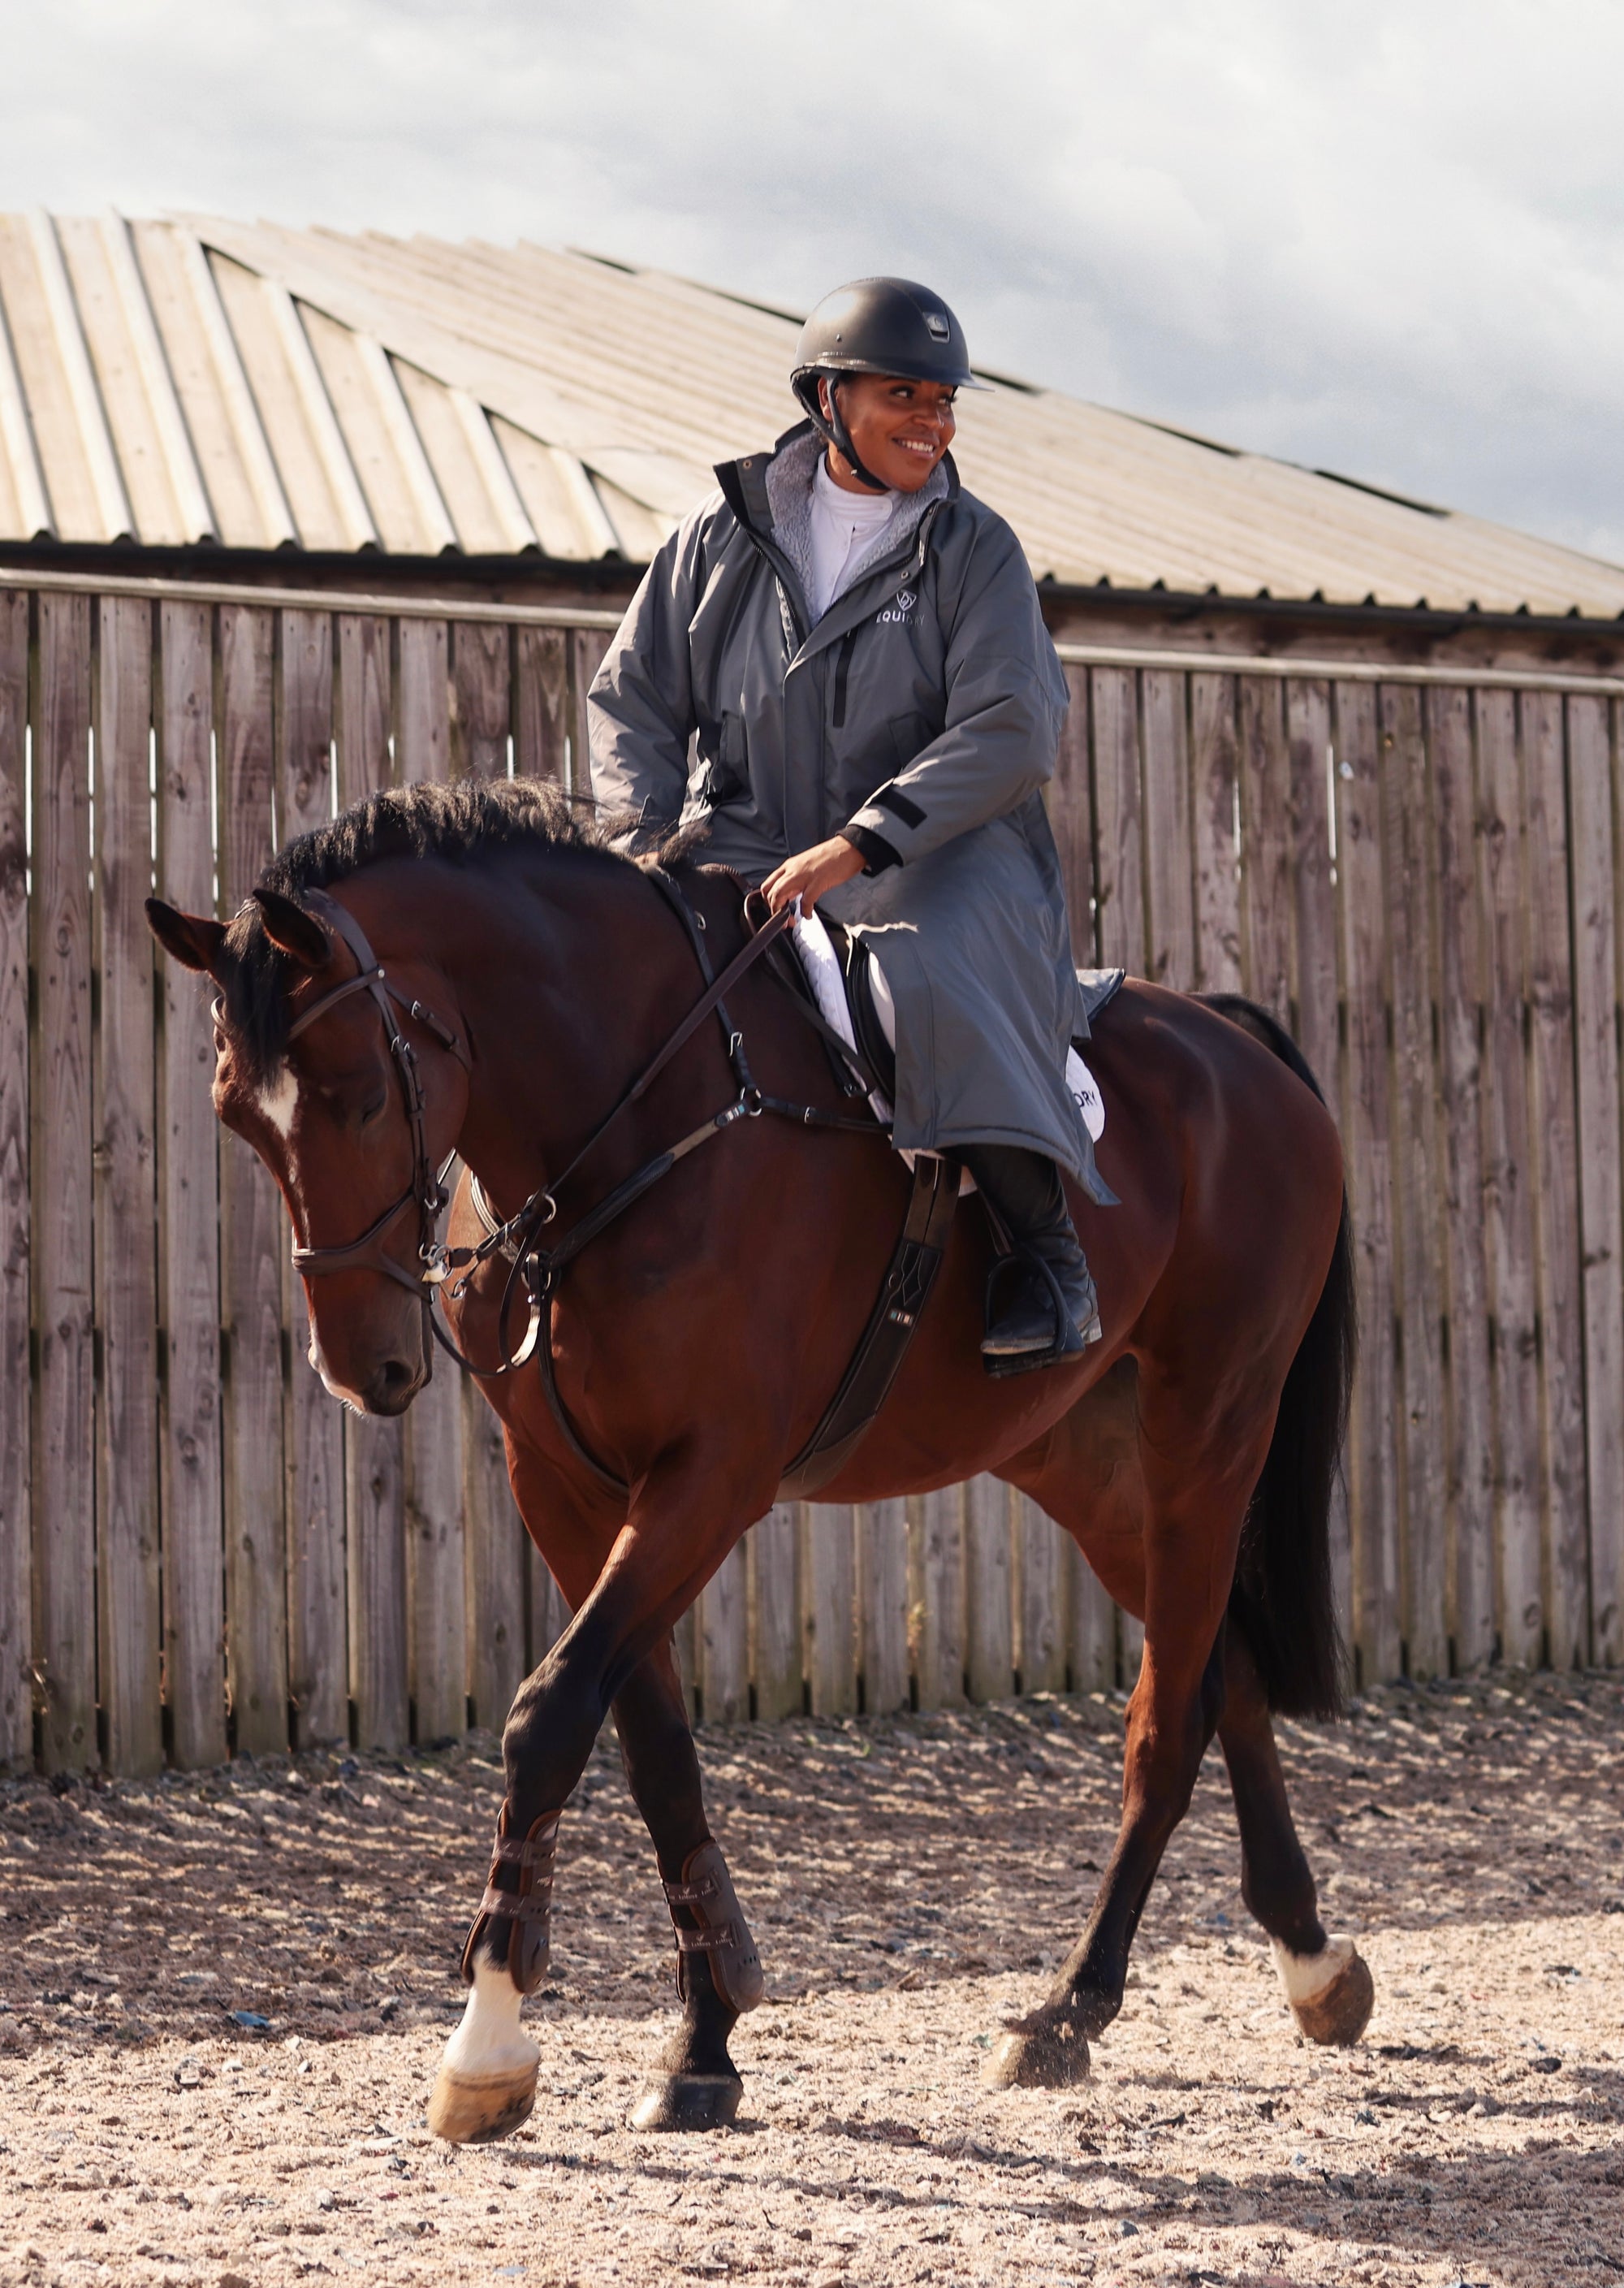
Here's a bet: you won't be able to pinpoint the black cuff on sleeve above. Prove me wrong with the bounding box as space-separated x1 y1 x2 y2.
841 824 901 875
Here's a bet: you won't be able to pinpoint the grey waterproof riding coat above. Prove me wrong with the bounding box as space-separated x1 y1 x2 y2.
588 422 1101 1192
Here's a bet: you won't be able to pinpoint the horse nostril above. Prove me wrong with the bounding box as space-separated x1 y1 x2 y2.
368 1356 421 1414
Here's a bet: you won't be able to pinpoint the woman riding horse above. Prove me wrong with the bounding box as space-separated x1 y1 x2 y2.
144 281 1371 2147
590 276 1105 1368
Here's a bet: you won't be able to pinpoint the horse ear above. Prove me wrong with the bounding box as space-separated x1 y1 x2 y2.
146 898 227 974
251 888 331 972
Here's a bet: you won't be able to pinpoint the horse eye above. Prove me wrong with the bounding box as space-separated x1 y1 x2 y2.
360 1087 388 1125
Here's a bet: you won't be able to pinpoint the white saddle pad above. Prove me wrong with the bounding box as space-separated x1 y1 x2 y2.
790 907 1106 1149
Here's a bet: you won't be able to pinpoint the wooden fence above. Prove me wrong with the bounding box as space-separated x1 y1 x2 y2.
2 569 1621 1775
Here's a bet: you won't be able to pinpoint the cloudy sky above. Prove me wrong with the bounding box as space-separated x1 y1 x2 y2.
2 0 1618 560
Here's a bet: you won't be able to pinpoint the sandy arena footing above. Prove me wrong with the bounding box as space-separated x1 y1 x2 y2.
1 1672 1621 2286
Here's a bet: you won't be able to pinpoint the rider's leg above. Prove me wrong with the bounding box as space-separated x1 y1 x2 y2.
961 1143 1103 1358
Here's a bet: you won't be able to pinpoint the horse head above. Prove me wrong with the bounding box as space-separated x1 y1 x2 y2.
145 883 459 1417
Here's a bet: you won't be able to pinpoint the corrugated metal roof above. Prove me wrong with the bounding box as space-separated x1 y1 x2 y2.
0 210 1620 618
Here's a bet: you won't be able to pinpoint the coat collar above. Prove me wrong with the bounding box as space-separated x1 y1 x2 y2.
715 420 957 655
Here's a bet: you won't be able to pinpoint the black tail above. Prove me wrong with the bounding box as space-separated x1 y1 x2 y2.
1201 994 1357 1719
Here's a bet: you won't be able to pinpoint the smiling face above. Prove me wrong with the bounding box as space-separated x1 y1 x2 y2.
818 372 957 493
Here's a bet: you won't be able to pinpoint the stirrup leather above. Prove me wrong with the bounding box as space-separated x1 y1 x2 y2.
662 1840 765 2014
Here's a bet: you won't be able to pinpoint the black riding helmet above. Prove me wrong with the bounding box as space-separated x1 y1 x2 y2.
791 277 987 492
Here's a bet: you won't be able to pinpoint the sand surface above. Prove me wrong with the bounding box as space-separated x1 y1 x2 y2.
1 1671 1621 2287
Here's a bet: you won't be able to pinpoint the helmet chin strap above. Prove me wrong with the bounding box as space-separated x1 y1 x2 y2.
797 373 889 494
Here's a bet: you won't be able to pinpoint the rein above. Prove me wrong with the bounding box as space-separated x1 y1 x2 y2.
274 870 886 1453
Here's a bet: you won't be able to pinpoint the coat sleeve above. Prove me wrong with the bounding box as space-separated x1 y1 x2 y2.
843 513 1068 867
586 508 710 829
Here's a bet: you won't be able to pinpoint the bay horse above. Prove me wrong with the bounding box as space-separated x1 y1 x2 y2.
146 776 1371 2143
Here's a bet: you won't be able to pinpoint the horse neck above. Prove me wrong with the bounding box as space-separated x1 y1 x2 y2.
414 849 708 1206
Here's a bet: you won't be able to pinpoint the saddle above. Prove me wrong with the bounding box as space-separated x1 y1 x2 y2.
770 907 1122 1177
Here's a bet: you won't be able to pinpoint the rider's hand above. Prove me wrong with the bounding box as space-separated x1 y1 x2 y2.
762 835 866 920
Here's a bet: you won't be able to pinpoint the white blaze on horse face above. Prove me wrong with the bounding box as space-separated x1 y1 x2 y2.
441 1957 539 2078
257 1063 300 1140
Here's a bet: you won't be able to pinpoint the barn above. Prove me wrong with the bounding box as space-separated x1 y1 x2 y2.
2 211 1622 1775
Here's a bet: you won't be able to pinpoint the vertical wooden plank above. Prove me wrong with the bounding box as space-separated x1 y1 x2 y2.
1140 670 1196 990
1522 691 1588 1670
1237 677 1294 1027
0 592 29 1766
698 1541 749 1724
1579 696 1624 1665
462 1392 524 1730
1118 1607 1146 1689
1190 673 1243 994
1476 689 1544 1664
156 599 227 1768
347 1421 408 1751
1427 686 1495 1671
1380 683 1448 1677
909 1488 965 1710
1013 1490 1065 1695
1286 675 1352 1644
801 1502 857 1716
1286 679 1340 1097
406 1385 468 1745
748 1501 801 1721
1335 679 1402 1682
569 629 611 799
514 625 569 787
93 595 162 1774
1065 1534 1116 1692
672 1602 699 1723
1051 663 1096 964
451 621 511 781
856 1496 909 1715
1089 668 1144 971
525 1532 569 1668
963 1475 1013 1702
280 608 346 1747
335 612 406 1751
448 616 520 1736
33 595 97 1769
395 616 465 1745
216 604 289 1754
395 616 448 785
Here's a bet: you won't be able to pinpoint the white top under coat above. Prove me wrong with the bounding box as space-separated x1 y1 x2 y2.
806 455 899 621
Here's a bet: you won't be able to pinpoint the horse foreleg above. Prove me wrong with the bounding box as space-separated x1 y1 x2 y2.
611 1641 764 2129
429 1452 763 2143
1218 1627 1374 2044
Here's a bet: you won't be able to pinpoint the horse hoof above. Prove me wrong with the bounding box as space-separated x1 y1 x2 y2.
983 2023 1091 2090
628 2073 743 2132
426 2061 539 2144
1274 1936 1376 2047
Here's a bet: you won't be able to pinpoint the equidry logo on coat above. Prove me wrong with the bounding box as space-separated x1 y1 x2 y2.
877 589 916 625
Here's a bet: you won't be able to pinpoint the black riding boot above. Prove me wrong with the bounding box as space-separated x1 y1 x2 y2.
960 1144 1103 1371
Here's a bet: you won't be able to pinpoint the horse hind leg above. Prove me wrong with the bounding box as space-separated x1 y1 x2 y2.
985 1367 1262 2090
612 1638 765 2130
1218 1626 1374 2045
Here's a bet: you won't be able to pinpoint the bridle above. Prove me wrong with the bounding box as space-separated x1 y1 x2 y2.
249 871 884 1421
249 886 473 1314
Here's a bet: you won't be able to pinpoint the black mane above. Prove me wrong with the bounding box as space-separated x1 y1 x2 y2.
218 777 698 1084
